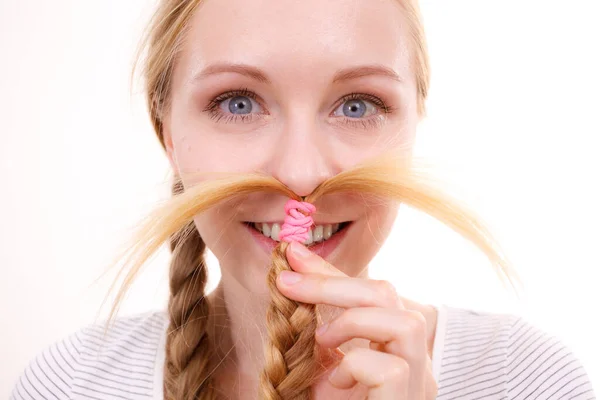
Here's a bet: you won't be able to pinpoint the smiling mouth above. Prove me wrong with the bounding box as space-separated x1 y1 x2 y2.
244 221 352 246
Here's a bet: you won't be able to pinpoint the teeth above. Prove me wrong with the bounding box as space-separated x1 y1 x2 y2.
252 222 345 245
323 224 332 240
313 225 323 243
262 223 271 238
270 223 280 241
303 229 313 245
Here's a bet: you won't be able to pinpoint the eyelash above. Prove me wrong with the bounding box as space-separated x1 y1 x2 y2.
202 87 395 129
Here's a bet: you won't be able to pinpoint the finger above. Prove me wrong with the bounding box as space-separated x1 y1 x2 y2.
285 241 347 277
316 308 428 367
370 341 385 352
319 308 431 398
328 348 410 399
276 272 400 309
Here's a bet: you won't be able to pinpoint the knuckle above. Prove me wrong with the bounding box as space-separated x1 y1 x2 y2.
341 347 363 368
373 280 398 306
387 357 410 382
346 346 370 362
406 310 427 337
337 309 362 332
315 274 328 293
320 258 334 273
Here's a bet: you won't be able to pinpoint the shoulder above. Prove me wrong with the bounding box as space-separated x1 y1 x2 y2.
434 305 596 400
505 315 596 399
10 310 168 400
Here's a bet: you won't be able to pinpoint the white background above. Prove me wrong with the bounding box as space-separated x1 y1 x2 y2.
1 0 598 396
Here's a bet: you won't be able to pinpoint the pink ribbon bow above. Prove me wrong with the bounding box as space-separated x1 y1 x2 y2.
279 199 316 243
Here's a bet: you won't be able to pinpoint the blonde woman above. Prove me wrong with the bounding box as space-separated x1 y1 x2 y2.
10 0 596 399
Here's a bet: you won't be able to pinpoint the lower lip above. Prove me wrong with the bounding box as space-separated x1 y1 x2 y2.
245 223 351 259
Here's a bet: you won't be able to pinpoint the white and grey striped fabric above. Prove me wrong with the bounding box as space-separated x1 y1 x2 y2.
10 304 597 399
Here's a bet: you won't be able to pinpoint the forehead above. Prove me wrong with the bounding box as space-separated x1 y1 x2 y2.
178 0 413 86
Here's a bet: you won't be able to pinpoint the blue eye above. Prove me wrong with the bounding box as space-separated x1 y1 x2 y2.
203 88 264 124
221 95 261 115
204 88 392 128
333 98 378 119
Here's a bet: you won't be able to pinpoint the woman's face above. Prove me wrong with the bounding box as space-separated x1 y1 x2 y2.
163 0 419 293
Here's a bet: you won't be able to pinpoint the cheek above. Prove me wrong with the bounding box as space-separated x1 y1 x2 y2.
341 202 399 276
170 123 269 180
361 202 398 246
192 208 271 293
192 208 242 261
172 134 228 178
330 127 417 173
192 211 220 250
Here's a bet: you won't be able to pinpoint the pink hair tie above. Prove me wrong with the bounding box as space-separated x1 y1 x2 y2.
279 199 316 243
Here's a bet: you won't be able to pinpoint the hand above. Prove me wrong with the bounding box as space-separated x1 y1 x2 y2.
276 241 438 400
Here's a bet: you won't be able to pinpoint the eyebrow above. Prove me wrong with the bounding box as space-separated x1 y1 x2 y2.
192 63 403 85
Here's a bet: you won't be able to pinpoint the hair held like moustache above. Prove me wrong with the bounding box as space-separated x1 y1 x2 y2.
101 151 521 399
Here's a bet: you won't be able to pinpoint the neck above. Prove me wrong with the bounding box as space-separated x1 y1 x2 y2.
207 278 268 377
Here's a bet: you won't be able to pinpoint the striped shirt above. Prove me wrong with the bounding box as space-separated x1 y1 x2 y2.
10 304 597 399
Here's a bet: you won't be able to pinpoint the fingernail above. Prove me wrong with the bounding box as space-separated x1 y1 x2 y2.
316 323 329 336
291 241 312 258
279 270 303 285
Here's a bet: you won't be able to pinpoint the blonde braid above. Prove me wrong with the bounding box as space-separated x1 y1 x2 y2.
163 179 218 400
103 2 521 398
105 158 522 399
260 243 322 399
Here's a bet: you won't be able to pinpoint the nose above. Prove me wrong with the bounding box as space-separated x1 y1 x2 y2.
268 120 334 197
